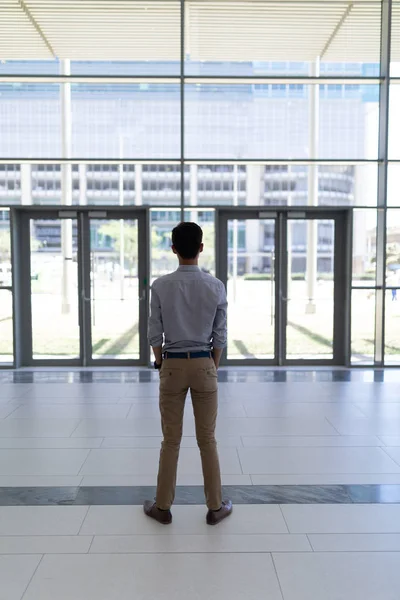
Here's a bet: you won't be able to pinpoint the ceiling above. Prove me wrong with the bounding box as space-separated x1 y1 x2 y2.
0 0 397 64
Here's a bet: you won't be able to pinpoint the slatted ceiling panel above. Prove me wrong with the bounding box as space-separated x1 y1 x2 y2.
186 1 345 61
392 3 400 64
0 0 388 64
323 3 382 62
26 1 181 61
0 1 52 59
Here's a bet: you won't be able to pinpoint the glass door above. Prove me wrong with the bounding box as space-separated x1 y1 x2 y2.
17 208 149 366
285 216 335 361
218 211 279 364
29 213 80 361
217 209 350 366
85 211 149 364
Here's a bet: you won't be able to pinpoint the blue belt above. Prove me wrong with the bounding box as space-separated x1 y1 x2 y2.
163 351 212 359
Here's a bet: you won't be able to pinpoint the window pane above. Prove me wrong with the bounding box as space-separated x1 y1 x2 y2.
388 84 400 159
151 209 181 281
185 1 381 76
391 2 400 76
185 84 379 160
184 209 215 275
0 289 13 363
352 209 377 287
0 84 61 158
30 219 80 359
71 85 180 159
385 290 400 364
386 210 400 284
0 209 12 364
388 163 400 206
0 84 180 159
351 288 375 363
183 163 377 206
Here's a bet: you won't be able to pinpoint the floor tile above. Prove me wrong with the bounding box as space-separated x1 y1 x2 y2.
0 555 41 600
80 474 252 486
0 449 90 476
379 437 400 446
0 404 20 419
281 504 400 533
239 446 400 474
0 476 83 487
91 533 311 554
216 417 338 436
0 438 103 449
241 435 382 447
122 384 160 398
0 535 92 554
273 552 400 600
0 506 88 535
309 533 400 552
356 403 400 418
127 402 246 418
0 384 33 400
10 404 131 419
0 419 81 438
244 402 365 418
251 474 400 485
101 435 243 448
72 418 165 437
327 417 400 436
80 447 242 476
23 553 283 600
80 505 288 535
382 447 400 466
20 383 126 400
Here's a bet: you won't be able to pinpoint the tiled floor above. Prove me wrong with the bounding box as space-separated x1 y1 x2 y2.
1 368 400 599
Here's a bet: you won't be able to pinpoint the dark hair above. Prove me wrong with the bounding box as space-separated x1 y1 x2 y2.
171 222 203 259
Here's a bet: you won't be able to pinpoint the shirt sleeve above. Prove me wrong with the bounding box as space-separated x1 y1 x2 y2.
148 285 164 347
212 283 228 349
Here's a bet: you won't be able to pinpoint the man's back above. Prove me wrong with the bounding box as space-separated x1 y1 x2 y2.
148 265 227 353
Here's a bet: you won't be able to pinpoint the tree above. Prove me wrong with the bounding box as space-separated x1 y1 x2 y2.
0 230 11 263
98 221 161 273
201 223 215 272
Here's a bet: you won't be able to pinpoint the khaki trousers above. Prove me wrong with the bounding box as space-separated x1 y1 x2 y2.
156 357 222 511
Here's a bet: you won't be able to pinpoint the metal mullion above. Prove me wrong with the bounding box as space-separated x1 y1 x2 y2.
78 211 91 366
374 0 392 365
0 75 381 85
277 212 286 366
0 158 379 166
180 0 185 221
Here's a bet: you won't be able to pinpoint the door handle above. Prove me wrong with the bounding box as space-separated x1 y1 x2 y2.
138 290 146 302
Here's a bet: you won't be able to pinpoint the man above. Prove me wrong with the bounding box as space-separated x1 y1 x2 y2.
144 222 232 526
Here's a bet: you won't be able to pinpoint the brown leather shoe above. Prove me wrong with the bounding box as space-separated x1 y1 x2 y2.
143 500 172 525
206 500 233 526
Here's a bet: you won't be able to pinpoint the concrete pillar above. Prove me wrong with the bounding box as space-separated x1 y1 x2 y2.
232 164 239 301
79 164 87 205
306 59 320 314
246 164 262 205
118 136 125 301
60 59 73 315
20 164 32 205
189 164 198 222
135 164 142 206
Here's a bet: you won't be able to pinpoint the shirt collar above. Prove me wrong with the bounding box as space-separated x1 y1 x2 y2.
177 265 200 272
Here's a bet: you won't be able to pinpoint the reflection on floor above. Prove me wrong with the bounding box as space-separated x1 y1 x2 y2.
1 368 400 599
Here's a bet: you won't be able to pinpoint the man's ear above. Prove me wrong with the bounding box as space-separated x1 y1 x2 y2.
199 243 204 254
172 245 177 255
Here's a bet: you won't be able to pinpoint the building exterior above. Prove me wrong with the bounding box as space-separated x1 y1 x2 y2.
0 61 378 274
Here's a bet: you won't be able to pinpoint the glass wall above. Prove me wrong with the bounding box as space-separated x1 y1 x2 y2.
0 0 397 365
